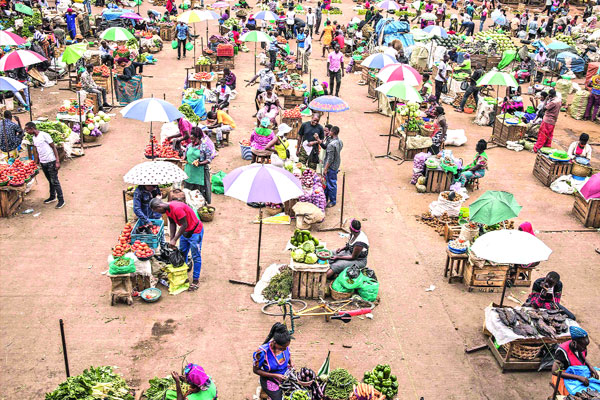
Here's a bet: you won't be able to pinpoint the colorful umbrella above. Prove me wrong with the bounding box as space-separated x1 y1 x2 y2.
468 191 522 226
376 0 401 10
0 50 46 71
377 63 423 86
212 1 229 8
421 12 437 21
0 31 26 46
118 12 143 20
580 173 600 200
198 10 220 20
100 27 134 41
14 3 33 15
177 10 205 23
375 81 423 102
492 14 507 26
361 53 397 69
253 10 278 21
547 41 571 50
124 161 188 185
61 43 87 65
476 70 518 87
240 30 272 42
0 76 26 92
308 95 349 112
120 98 184 122
471 230 552 265
423 25 448 37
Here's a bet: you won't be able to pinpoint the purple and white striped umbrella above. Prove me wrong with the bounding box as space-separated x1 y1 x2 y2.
376 0 401 10
223 164 303 204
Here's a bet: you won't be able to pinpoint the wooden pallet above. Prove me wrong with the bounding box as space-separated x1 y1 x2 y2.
281 117 302 140
463 262 508 292
573 190 600 228
283 95 304 110
425 169 453 193
292 268 328 299
532 153 572 187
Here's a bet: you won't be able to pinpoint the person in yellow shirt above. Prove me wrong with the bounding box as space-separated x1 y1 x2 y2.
206 110 236 148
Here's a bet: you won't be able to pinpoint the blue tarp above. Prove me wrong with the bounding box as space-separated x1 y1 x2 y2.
102 8 134 20
375 19 414 46
564 366 600 395
556 51 585 74
182 97 207 120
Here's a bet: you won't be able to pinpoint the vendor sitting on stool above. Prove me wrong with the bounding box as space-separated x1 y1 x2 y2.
253 323 293 400
568 133 592 161
133 185 166 251
169 364 218 400
552 327 598 393
523 271 576 320
327 219 369 279
115 57 143 80
457 139 488 187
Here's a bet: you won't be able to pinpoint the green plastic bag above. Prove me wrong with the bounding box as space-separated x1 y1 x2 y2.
357 277 379 302
333 268 365 291
331 277 353 293
109 257 136 275
171 40 178 49
185 42 194 51
211 171 226 194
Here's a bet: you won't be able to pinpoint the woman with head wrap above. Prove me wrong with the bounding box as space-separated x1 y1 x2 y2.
551 326 598 393
253 323 293 400
169 364 217 399
327 219 369 279
184 128 213 204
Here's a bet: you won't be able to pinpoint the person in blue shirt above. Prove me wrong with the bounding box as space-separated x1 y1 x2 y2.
176 21 190 60
253 323 293 400
133 185 167 250
64 8 77 40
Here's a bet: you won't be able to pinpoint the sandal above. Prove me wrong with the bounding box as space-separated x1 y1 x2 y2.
188 283 200 291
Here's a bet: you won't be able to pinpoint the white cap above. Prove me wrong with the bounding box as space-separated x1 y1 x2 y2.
277 123 292 136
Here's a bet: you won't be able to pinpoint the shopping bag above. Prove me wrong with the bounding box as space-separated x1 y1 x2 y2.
357 277 380 302
171 40 178 49
211 170 226 194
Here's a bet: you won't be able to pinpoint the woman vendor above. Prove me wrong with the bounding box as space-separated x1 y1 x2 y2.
429 106 448 155
456 139 488 186
327 219 369 279
567 133 592 161
523 271 576 320
184 128 212 203
132 185 167 250
253 323 293 400
424 95 439 118
168 364 218 400
551 327 598 392
256 86 282 127
168 117 194 153
454 53 471 74
264 123 292 167
251 118 275 162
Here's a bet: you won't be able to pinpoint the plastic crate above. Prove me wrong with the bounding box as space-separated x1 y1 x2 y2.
216 44 234 57
130 218 165 249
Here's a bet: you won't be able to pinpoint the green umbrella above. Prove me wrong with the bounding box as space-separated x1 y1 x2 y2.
476 70 518 87
240 30 272 74
100 27 134 42
469 191 522 226
15 3 33 15
61 43 87 65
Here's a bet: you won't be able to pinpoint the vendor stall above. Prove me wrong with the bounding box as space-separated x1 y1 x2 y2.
533 152 573 187
492 115 526 147
573 190 600 228
187 71 216 90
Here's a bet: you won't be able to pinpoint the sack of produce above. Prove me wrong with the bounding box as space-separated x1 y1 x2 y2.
166 264 189 294
109 256 136 275
357 277 379 302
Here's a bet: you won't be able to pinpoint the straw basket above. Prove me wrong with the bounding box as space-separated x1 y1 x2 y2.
82 134 98 143
572 163 592 177
329 282 353 300
198 206 215 222
281 88 293 96
293 88 306 97
502 342 543 360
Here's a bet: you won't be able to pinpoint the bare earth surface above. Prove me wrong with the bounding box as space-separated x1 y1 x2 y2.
1 1 599 399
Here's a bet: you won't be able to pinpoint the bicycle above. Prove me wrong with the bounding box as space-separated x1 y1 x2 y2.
261 296 375 334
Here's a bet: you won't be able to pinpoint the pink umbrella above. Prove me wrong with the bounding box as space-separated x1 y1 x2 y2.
377 63 423 86
119 12 143 20
580 173 600 200
0 50 47 71
0 31 27 46
212 1 229 7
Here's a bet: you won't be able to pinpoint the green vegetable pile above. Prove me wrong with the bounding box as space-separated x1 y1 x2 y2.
363 364 398 399
178 104 201 123
290 229 320 264
25 121 71 145
324 369 356 399
286 390 310 400
126 38 139 48
262 266 293 300
45 366 133 400
143 376 189 400
290 229 318 247
113 258 131 267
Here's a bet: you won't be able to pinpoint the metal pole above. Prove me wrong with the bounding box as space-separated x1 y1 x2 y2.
254 42 257 75
59 319 70 378
339 172 345 228
122 189 128 223
256 206 263 283
78 91 84 151
110 68 115 106
499 267 510 307
551 370 563 400
28 87 33 122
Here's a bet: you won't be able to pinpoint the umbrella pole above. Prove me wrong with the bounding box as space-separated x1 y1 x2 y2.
28 87 33 122
193 26 197 68
499 267 510 307
150 121 154 158
110 68 115 107
78 91 84 152
319 172 349 233
375 97 399 160
206 21 209 44
256 206 263 283
254 42 257 75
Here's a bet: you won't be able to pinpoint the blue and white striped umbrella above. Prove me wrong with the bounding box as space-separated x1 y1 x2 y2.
361 52 397 69
120 98 184 123
423 25 448 38
253 10 278 21
376 0 401 10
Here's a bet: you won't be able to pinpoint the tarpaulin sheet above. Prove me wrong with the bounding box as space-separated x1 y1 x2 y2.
564 366 600 394
497 49 517 70
182 97 207 120
102 8 134 20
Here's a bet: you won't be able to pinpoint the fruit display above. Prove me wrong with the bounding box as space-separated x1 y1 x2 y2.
362 364 398 399
144 136 183 159
240 139 251 146
132 240 154 259
112 223 133 257
398 101 420 117
555 33 575 48
493 306 570 337
290 229 320 247
193 72 213 81
1 159 38 187
432 34 462 49
472 30 516 53
282 106 302 118
93 65 111 77
182 87 204 100
195 55 212 65
323 7 342 14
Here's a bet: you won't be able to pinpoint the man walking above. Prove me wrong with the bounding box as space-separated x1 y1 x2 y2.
455 63 483 112
306 7 316 36
150 199 204 291
246 65 276 115
25 122 65 209
176 21 189 59
434 53 449 102
0 111 23 159
320 126 343 208
327 43 344 97
315 2 322 35
534 89 561 152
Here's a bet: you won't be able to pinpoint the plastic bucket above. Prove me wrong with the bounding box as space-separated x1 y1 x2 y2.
240 144 252 160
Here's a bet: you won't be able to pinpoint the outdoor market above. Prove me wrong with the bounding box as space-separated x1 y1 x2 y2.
0 0 599 398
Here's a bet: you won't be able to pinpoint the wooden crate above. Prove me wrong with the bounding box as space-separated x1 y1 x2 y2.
444 249 468 283
444 223 461 242
0 188 23 217
367 74 378 98
195 64 211 72
160 25 176 41
281 117 302 140
291 268 328 299
397 135 428 161
492 117 526 146
463 262 509 292
487 56 502 69
425 168 453 193
532 153 573 187
573 190 600 228
283 95 304 110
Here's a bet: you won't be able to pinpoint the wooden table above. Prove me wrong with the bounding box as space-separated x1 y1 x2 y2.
463 260 509 293
425 168 453 193
444 248 467 283
0 184 26 217
532 153 572 187
573 190 600 228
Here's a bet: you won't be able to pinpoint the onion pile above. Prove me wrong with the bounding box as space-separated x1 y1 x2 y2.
410 152 429 184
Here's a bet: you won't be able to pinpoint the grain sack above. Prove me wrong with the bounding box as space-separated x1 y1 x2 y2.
568 90 590 120
555 79 572 105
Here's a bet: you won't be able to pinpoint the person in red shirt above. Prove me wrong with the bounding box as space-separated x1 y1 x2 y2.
333 30 344 50
232 25 241 45
151 199 204 290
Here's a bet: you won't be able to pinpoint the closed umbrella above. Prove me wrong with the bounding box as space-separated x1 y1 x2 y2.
241 30 273 74
580 173 600 200
471 230 552 264
468 190 522 226
223 164 303 285
0 50 46 71
100 27 134 41
61 43 87 65
124 161 188 185
0 31 26 46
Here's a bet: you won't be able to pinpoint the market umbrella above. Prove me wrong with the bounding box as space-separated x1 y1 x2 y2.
361 52 397 69
60 43 87 65
118 12 144 20
0 49 46 71
99 27 134 41
223 164 303 285
468 190 522 226
124 161 188 185
546 40 571 50
212 1 229 8
471 230 552 265
0 31 26 46
375 81 423 160
411 28 433 41
0 76 26 91
492 14 507 26
377 63 423 86
376 0 401 10
177 10 206 23
476 69 518 126
423 25 448 38
241 30 273 73
580 173 600 200
253 10 278 21
14 3 33 15
308 95 349 123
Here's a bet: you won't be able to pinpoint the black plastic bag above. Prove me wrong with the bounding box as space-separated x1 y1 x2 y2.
346 265 360 280
362 268 378 282
169 248 186 267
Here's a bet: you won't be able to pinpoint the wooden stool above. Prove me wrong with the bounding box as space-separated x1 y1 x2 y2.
466 177 480 190
444 249 468 283
221 130 230 146
513 266 534 287
108 273 133 306
86 92 99 113
251 149 271 164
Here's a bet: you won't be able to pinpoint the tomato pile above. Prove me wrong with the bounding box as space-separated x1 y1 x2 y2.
112 223 133 257
93 65 110 78
282 106 302 119
0 160 38 187
239 139 251 146
144 136 182 159
132 240 154 259
193 72 212 81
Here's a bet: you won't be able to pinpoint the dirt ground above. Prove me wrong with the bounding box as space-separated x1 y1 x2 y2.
1 1 599 399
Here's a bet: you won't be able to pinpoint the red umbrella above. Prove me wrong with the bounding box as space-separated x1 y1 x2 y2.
0 50 47 71
580 173 600 200
377 63 423 86
0 31 27 46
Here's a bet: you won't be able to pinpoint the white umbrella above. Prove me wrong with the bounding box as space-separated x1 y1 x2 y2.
124 161 188 185
470 230 552 265
120 98 184 122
